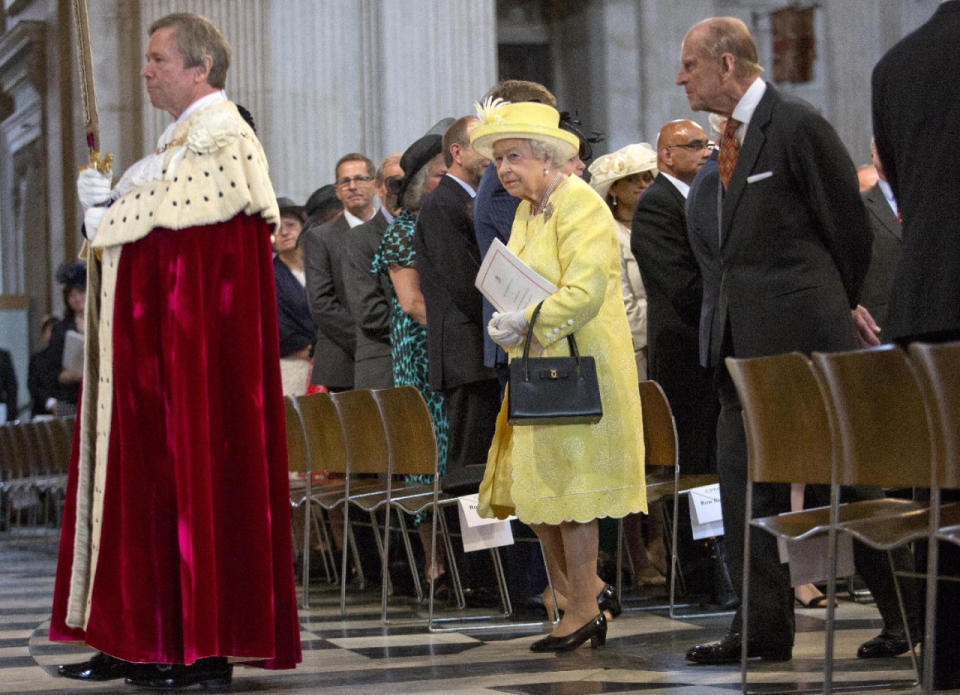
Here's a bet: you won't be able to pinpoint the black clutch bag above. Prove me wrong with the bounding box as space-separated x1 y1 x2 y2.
507 302 603 426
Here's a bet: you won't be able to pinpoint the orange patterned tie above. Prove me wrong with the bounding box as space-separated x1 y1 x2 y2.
718 118 742 190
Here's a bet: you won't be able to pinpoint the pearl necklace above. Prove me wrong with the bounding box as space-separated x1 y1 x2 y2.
529 171 564 220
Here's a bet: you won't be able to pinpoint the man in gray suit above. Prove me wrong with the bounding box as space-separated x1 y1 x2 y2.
858 139 901 331
342 153 403 388
302 153 377 390
677 16 913 665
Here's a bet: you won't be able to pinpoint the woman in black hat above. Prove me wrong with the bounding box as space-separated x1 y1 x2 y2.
273 197 314 395
371 120 453 591
45 262 87 417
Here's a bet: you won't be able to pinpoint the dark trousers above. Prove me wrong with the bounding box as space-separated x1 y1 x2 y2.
716 367 916 645
441 378 500 490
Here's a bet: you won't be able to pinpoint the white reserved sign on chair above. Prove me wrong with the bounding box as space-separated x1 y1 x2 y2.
688 483 725 540
457 494 515 552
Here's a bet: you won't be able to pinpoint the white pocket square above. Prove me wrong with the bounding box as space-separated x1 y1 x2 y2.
747 171 774 183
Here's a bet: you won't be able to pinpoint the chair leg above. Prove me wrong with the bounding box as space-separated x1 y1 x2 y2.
887 550 922 685
439 510 466 609
489 546 513 617
397 512 424 601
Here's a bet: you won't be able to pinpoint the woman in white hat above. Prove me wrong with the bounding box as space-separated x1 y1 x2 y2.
471 100 646 652
588 144 657 378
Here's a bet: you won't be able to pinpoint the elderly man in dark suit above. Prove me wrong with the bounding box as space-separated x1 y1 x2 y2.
677 16 914 665
873 3 960 687
302 153 378 390
631 119 717 478
342 154 403 389
414 116 499 493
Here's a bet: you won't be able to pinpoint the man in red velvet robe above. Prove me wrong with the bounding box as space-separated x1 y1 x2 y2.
52 13 301 690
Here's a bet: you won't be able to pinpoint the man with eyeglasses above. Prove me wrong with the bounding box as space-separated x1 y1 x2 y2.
631 119 718 492
302 153 378 391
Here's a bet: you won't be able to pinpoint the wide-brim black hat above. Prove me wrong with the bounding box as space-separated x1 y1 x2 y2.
392 117 455 206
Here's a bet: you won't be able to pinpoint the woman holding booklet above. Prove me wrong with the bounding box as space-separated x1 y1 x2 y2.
470 100 646 652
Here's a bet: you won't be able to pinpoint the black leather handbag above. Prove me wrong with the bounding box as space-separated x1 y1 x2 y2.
507 302 603 426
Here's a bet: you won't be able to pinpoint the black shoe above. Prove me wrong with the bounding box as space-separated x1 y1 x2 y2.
857 630 911 658
597 583 622 619
125 657 232 691
58 652 138 681
530 613 607 652
685 632 792 664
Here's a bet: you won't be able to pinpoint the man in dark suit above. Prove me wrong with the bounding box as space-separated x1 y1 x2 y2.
631 119 717 477
302 153 377 390
0 348 17 422
414 116 499 493
873 3 960 687
858 139 901 330
677 17 912 665
342 154 403 389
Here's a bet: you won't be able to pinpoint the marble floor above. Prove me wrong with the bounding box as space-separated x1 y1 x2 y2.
0 527 934 695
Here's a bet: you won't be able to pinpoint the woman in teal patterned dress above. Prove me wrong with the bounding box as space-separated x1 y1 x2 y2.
371 126 451 587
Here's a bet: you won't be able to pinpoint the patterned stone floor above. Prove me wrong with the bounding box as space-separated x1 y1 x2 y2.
0 527 932 694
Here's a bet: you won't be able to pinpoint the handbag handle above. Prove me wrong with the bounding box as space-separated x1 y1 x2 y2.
520 301 584 382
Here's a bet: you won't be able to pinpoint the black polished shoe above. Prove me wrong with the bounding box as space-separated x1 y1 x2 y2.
685 632 792 664
58 652 138 681
125 657 232 691
597 583 622 619
857 630 911 658
530 613 607 652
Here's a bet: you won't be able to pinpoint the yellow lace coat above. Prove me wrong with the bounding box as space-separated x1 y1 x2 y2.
478 175 647 525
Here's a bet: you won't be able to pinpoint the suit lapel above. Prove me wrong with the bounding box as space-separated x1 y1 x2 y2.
864 184 901 240
721 86 776 247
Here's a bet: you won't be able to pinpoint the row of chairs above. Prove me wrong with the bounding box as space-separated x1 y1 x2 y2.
0 417 74 528
283 386 526 632
727 341 960 694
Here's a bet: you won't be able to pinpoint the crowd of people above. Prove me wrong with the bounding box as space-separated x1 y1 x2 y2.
19 3 956 692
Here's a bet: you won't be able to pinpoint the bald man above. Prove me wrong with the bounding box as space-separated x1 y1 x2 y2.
631 119 718 483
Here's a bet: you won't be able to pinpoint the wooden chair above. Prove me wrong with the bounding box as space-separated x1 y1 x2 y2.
834 341 960 694
616 380 719 617
727 348 924 694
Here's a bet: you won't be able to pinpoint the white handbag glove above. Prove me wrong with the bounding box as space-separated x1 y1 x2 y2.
77 168 113 211
84 206 107 241
488 310 529 348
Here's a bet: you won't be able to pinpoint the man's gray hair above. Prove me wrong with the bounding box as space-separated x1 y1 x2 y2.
149 13 231 89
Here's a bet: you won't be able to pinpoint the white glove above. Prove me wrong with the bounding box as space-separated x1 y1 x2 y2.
488 310 528 348
77 168 113 210
84 206 107 241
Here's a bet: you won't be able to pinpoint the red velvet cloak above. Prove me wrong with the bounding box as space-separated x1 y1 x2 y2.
50 215 301 668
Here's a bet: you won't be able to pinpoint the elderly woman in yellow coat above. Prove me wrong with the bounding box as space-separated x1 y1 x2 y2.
471 101 646 652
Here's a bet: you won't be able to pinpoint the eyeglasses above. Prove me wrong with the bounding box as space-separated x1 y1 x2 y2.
335 175 373 187
666 140 710 151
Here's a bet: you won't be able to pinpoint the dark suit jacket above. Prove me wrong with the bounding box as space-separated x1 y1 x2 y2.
631 173 703 379
715 83 872 360
872 0 960 340
414 175 496 391
474 163 520 368
0 349 17 422
859 183 902 329
273 256 314 358
342 210 394 388
686 152 722 368
302 214 356 389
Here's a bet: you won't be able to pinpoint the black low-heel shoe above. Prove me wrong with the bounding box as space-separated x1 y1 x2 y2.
58 652 139 681
597 583 622 619
125 656 232 691
530 613 607 652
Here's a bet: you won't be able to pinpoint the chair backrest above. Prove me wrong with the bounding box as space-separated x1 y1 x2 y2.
7 425 38 478
25 421 54 475
43 417 74 474
295 391 347 475
725 352 833 485
371 386 438 477
812 345 930 489
638 380 678 470
328 389 389 475
0 425 15 480
908 340 960 490
283 395 310 475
